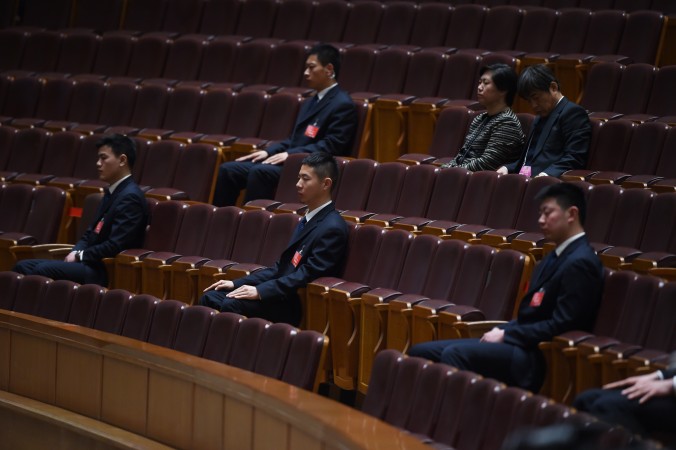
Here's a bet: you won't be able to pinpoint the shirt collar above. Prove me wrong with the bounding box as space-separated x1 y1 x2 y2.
304 200 332 223
108 174 131 194
316 83 337 101
555 232 585 257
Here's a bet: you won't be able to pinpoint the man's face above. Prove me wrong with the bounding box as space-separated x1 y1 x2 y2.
296 164 329 206
526 82 560 117
304 54 333 91
538 197 574 244
97 145 126 184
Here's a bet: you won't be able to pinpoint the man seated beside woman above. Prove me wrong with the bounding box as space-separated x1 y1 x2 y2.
442 63 525 171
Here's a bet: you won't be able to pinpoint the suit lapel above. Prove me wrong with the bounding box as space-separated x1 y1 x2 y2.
529 97 568 163
296 86 339 125
286 203 334 249
528 236 585 293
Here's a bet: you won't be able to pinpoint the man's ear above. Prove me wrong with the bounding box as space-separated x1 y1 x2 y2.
119 154 128 166
323 177 333 191
567 205 579 224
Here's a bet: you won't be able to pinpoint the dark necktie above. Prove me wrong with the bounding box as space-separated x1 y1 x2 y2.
291 216 307 242
536 250 558 283
525 118 545 165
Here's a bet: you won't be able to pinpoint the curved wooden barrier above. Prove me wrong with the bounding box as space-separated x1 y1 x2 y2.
0 310 429 450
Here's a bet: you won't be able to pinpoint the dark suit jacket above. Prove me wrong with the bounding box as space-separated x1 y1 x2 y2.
74 176 148 277
502 235 604 351
233 202 349 311
506 97 592 177
265 85 358 157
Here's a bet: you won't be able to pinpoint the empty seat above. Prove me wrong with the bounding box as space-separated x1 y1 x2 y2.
201 311 246 363
146 299 185 348
0 271 23 311
280 330 328 391
234 0 278 38
342 1 384 45
341 162 408 222
71 0 125 31
172 305 215 356
199 0 240 35
122 0 167 32
66 283 104 327
120 294 158 341
228 317 270 370
375 1 417 46
124 34 171 80
443 4 487 50
90 33 134 78
92 289 132 334
56 31 99 75
18 31 62 73
409 3 451 48
270 0 313 40
253 322 297 378
306 0 349 42
162 0 204 33
474 5 523 52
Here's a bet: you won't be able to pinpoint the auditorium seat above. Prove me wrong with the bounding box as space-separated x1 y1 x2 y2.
33 278 76 322
257 42 311 95
359 234 441 392
382 356 429 429
0 271 23 310
305 224 384 340
66 283 104 328
630 66 676 124
253 322 297 379
270 0 314 40
138 85 203 140
166 206 242 304
113 200 187 293
223 212 301 280
11 77 75 128
0 185 68 270
471 5 523 53
479 386 531 450
172 305 216 356
156 35 207 83
139 203 214 298
195 209 273 295
351 47 411 102
121 33 171 80
329 227 413 390
16 30 62 75
43 79 106 131
199 90 268 147
442 4 487 50
121 0 167 33
341 0 384 45
120 294 158 341
92 288 132 334
0 28 29 71
400 107 476 166
306 0 349 43
201 311 246 363
622 124 676 189
146 298 186 348
72 80 138 134
408 3 452 48
55 30 99 75
0 76 42 124
333 158 378 212
280 329 329 391
375 1 417 46
228 317 270 371
13 131 83 186
592 10 664 65
71 0 124 31
341 162 407 223
198 0 240 35
170 86 234 143
580 62 623 115
234 0 279 39
161 0 204 34
507 6 558 56
339 46 378 94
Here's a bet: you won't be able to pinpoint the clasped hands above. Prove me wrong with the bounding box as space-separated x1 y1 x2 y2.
236 150 288 165
204 279 260 300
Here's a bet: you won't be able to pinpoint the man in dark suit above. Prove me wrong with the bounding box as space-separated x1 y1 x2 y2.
200 152 349 326
574 353 676 436
14 134 148 287
497 64 592 178
409 183 604 392
212 43 358 207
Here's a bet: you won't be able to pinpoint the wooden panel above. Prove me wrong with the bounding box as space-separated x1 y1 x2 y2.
147 371 194 449
9 333 57 403
253 409 289 450
101 358 148 435
192 386 224 450
289 428 323 450
56 345 103 419
224 397 253 449
0 328 9 390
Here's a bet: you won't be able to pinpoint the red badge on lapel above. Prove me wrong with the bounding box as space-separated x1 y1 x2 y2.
304 124 319 138
530 289 545 307
94 219 104 234
292 250 302 267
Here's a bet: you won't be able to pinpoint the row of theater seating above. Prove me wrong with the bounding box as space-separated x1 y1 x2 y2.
6 0 676 34
1 5 666 74
581 62 676 121
0 127 221 203
361 349 642 450
0 271 328 392
0 184 69 270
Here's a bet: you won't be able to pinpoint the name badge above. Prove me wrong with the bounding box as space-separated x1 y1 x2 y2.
292 250 302 267
519 165 532 177
94 219 104 234
304 123 319 138
530 289 545 307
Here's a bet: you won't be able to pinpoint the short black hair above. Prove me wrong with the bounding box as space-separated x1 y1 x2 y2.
309 43 341 79
535 182 587 225
96 134 137 169
302 152 339 192
517 64 560 99
480 63 519 106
